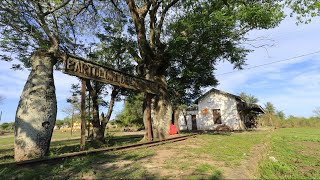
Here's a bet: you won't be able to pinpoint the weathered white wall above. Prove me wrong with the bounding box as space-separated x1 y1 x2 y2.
178 110 197 130
177 92 246 131
198 93 244 130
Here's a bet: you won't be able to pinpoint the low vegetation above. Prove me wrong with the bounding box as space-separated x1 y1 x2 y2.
0 128 319 179
259 128 320 179
258 114 320 128
0 130 142 164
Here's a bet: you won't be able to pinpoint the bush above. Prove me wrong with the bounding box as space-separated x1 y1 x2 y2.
258 114 320 128
0 122 14 130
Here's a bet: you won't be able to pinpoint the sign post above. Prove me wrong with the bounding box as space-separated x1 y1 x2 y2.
80 79 86 151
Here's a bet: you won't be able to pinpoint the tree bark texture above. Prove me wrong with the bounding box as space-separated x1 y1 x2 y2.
80 79 86 151
126 1 174 140
174 108 180 133
103 87 119 134
14 50 57 161
151 75 172 140
91 85 104 142
144 93 153 141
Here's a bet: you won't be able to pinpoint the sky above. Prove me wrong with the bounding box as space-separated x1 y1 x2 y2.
0 13 319 123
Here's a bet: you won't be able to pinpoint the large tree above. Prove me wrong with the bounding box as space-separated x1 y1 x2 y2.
264 102 276 115
105 0 284 139
0 0 95 161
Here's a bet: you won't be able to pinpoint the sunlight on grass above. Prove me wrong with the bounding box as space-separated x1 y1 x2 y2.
186 131 269 166
259 128 320 179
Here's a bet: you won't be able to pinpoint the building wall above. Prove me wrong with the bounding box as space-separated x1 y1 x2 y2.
178 92 246 131
178 110 197 131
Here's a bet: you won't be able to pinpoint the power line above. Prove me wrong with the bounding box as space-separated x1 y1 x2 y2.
216 50 320 76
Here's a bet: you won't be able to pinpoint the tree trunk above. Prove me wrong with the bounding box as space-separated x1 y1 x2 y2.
91 87 103 142
151 75 172 140
14 50 57 161
80 79 86 151
174 108 180 133
103 87 119 135
87 94 91 138
100 112 106 141
71 106 74 136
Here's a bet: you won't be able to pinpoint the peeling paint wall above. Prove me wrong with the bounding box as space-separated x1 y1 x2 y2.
178 110 197 131
178 92 246 131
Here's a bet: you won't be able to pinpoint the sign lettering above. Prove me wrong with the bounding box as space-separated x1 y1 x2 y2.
63 56 159 94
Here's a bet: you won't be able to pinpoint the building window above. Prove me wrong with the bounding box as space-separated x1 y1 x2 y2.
213 109 221 124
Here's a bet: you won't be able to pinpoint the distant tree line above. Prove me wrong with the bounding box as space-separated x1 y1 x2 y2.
0 122 14 131
239 92 320 128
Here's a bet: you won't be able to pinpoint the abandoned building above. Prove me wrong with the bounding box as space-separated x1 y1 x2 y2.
178 88 265 131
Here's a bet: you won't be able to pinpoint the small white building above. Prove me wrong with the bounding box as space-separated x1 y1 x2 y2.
178 88 264 131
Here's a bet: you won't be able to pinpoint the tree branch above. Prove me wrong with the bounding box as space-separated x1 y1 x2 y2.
43 0 72 16
110 0 124 14
149 1 160 49
158 0 179 31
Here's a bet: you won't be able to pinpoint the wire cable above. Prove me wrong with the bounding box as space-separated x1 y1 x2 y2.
216 50 320 76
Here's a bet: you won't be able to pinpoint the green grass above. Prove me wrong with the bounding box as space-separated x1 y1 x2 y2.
192 163 222 180
0 148 157 179
0 130 143 163
1 128 319 179
259 128 320 179
186 131 269 166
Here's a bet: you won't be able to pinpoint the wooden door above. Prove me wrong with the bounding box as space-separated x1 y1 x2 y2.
191 115 197 130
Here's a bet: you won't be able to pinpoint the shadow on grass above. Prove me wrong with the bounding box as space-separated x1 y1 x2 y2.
0 134 144 164
0 148 159 179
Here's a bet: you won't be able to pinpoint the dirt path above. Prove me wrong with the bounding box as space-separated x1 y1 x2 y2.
220 134 271 179
140 133 272 179
95 132 272 179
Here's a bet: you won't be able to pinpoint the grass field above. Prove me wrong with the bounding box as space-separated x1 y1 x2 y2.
0 130 143 163
0 128 319 179
259 128 320 179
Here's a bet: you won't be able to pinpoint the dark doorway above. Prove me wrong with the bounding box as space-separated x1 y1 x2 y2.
191 115 197 130
213 109 221 124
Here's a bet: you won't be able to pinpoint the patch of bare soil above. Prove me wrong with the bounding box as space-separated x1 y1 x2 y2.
141 149 177 177
296 141 320 156
220 134 271 179
90 134 271 179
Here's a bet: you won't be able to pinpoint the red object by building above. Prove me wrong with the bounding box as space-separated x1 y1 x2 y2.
169 124 178 135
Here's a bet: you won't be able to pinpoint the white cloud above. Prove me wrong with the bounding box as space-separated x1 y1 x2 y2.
214 15 320 117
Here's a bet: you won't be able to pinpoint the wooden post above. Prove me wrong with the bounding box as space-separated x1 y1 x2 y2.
80 79 86 151
71 105 74 136
146 93 152 142
87 93 91 138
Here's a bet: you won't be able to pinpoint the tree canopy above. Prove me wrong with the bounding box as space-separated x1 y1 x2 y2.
264 102 276 115
0 0 96 68
286 0 320 24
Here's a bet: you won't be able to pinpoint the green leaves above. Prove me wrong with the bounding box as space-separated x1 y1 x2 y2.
286 0 320 24
166 0 284 106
